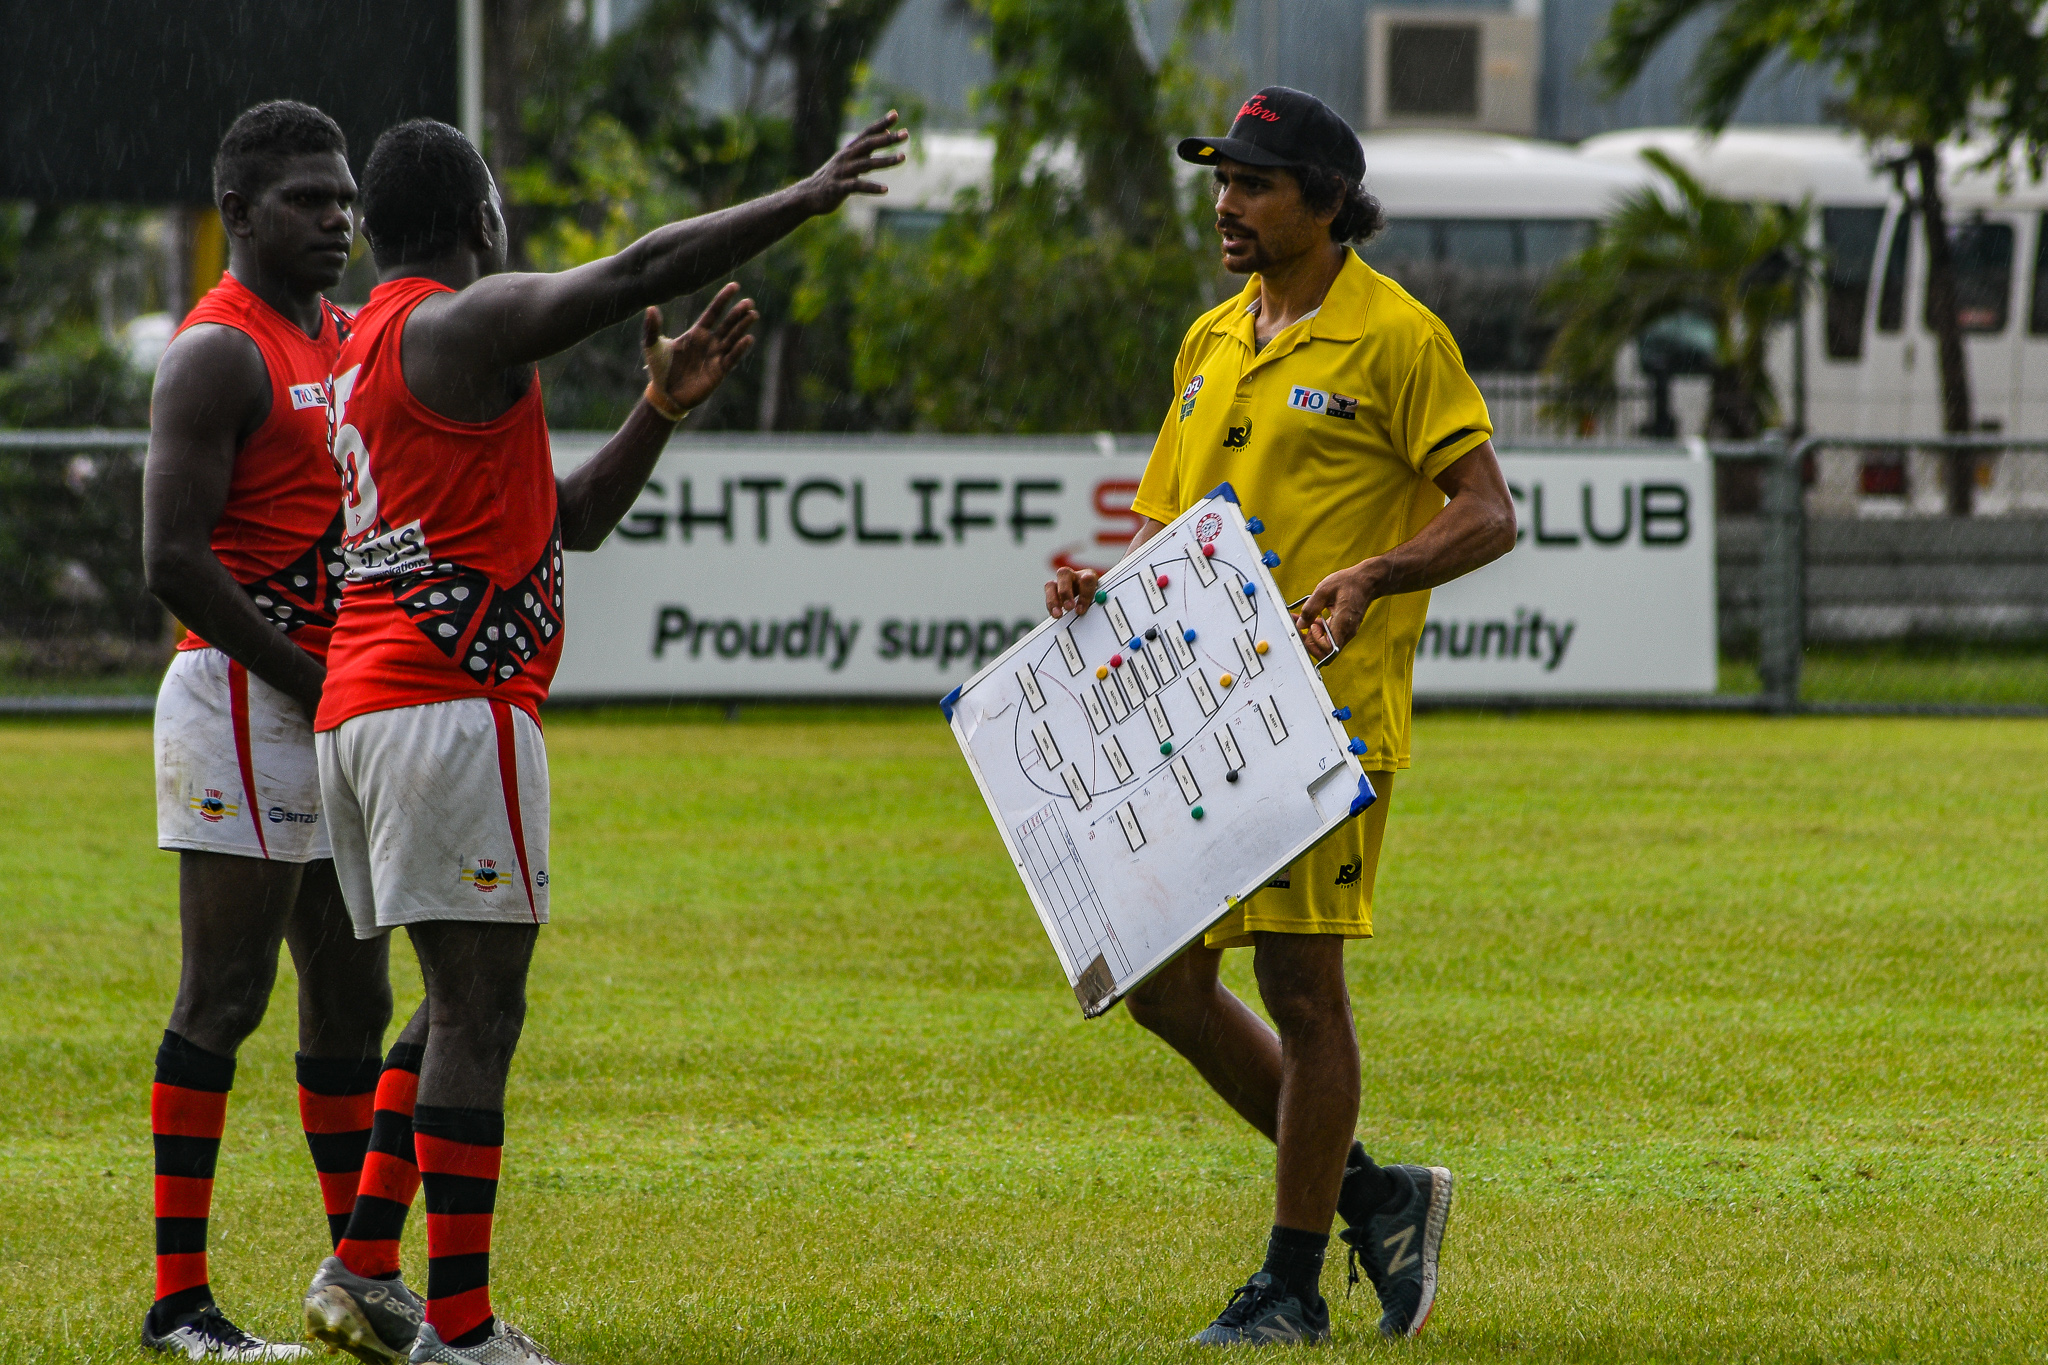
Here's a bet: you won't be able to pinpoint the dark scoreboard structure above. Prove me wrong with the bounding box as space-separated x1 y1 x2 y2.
0 0 458 204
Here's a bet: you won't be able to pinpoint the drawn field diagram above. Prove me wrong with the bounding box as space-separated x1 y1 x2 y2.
944 486 1379 1017
1014 802 1128 982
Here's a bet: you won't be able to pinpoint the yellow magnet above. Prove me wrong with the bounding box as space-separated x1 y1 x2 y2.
1096 665 1108 680
1255 639 1269 654
1219 672 1234 688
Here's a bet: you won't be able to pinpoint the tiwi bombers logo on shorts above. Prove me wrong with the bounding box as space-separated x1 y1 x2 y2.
462 858 502 892
191 788 238 823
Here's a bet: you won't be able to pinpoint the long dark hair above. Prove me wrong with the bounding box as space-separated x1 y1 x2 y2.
1292 163 1386 244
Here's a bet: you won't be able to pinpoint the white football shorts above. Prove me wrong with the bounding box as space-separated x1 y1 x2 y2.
156 647 331 863
317 697 550 938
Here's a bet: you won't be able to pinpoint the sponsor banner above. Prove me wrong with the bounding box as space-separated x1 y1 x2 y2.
547 439 1715 700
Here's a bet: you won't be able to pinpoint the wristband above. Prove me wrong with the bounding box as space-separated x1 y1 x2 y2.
643 381 689 423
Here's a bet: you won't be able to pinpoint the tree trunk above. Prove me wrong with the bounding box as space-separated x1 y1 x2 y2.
483 0 540 272
765 0 905 429
1912 141 1974 514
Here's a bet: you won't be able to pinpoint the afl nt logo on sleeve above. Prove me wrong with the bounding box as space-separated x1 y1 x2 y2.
289 383 329 410
1179 375 1205 420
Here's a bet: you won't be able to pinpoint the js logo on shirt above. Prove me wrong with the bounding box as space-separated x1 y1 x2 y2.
1222 422 1252 449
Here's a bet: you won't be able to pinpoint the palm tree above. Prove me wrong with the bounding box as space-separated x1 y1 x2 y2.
1541 149 1816 439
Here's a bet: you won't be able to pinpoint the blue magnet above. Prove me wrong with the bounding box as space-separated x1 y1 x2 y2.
1242 581 1256 597
1129 637 1142 651
1261 550 1281 568
1347 737 1368 755
1331 706 1351 720
1245 516 1264 533
1183 628 1197 643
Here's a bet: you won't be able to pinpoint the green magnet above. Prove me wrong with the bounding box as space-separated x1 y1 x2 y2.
1191 806 1204 820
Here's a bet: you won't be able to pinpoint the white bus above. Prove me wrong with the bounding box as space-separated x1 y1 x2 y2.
858 126 2048 513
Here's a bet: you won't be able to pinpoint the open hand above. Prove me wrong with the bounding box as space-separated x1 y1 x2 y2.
801 111 909 214
643 284 757 415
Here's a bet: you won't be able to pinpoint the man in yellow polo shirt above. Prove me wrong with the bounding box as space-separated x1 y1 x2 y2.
1044 87 1516 1347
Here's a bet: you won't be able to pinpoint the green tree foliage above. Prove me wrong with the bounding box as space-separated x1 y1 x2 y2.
818 0 1236 433
1543 150 1815 439
1595 0 2048 497
829 183 1210 431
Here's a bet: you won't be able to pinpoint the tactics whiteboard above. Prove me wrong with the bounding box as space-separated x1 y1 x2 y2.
943 485 1376 1017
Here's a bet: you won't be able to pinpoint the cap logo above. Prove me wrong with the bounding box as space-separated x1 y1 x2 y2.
1238 95 1281 123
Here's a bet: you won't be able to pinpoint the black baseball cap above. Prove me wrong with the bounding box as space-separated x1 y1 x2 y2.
1177 87 1365 181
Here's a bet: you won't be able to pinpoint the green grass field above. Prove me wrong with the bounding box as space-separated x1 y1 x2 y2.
4 710 2046 1364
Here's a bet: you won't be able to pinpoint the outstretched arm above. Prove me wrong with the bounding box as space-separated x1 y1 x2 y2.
142 325 327 718
1291 441 1517 655
557 284 758 552
422 115 904 374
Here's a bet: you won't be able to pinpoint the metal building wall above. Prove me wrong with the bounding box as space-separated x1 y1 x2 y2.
1538 0 1833 140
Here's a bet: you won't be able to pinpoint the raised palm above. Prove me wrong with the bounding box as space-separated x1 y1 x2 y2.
644 282 759 416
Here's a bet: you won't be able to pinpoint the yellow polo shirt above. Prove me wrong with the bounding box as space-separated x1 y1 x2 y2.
1133 248 1491 770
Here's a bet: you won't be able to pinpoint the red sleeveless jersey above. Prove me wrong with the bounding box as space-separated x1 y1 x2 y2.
174 273 352 661
315 276 563 731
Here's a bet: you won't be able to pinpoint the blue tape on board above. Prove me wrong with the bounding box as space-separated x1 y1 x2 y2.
1349 773 1378 816
1200 481 1241 505
940 685 962 722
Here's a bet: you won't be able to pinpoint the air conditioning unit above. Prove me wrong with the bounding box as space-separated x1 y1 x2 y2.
1365 8 1538 136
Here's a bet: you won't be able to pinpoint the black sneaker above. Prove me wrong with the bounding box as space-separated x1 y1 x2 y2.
1189 1272 1331 1346
141 1304 312 1361
1340 1164 1452 1338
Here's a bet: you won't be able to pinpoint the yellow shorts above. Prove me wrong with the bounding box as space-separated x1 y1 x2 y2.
1203 770 1395 949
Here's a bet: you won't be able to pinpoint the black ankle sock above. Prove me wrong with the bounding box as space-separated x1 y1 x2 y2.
146 1288 212 1332
448 1320 496 1348
1335 1140 1402 1226
1261 1225 1328 1305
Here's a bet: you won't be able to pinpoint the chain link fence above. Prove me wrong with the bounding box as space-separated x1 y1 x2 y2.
3 430 2046 716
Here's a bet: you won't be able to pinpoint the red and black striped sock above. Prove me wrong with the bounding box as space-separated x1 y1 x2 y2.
150 1031 234 1328
413 1104 502 1348
296 1054 382 1249
335 1042 425 1279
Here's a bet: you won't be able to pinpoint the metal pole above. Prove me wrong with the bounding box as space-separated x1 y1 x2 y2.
1756 429 1805 713
459 0 485 148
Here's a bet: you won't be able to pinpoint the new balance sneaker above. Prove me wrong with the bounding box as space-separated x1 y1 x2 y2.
304 1256 425 1365
141 1305 313 1361
1340 1163 1453 1338
1189 1272 1331 1347
409 1320 567 1365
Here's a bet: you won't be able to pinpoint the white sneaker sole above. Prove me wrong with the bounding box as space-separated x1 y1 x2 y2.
1405 1166 1454 1337
305 1287 408 1365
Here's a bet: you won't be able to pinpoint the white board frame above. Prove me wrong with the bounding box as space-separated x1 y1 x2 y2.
943 485 1376 1017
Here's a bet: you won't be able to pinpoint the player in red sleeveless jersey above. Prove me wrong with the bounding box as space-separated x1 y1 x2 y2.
298 116 902 1365
140 103 402 1360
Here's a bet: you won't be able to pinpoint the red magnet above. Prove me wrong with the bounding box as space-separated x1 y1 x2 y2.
1109 653 1123 668
1156 573 1170 588
1201 543 1216 558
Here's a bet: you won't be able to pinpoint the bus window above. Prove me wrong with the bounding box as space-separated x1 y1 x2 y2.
1876 213 1911 333
1367 219 1437 266
1443 220 1516 269
1522 220 1595 270
2030 214 2048 334
1929 220 2013 333
1821 206 1884 358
